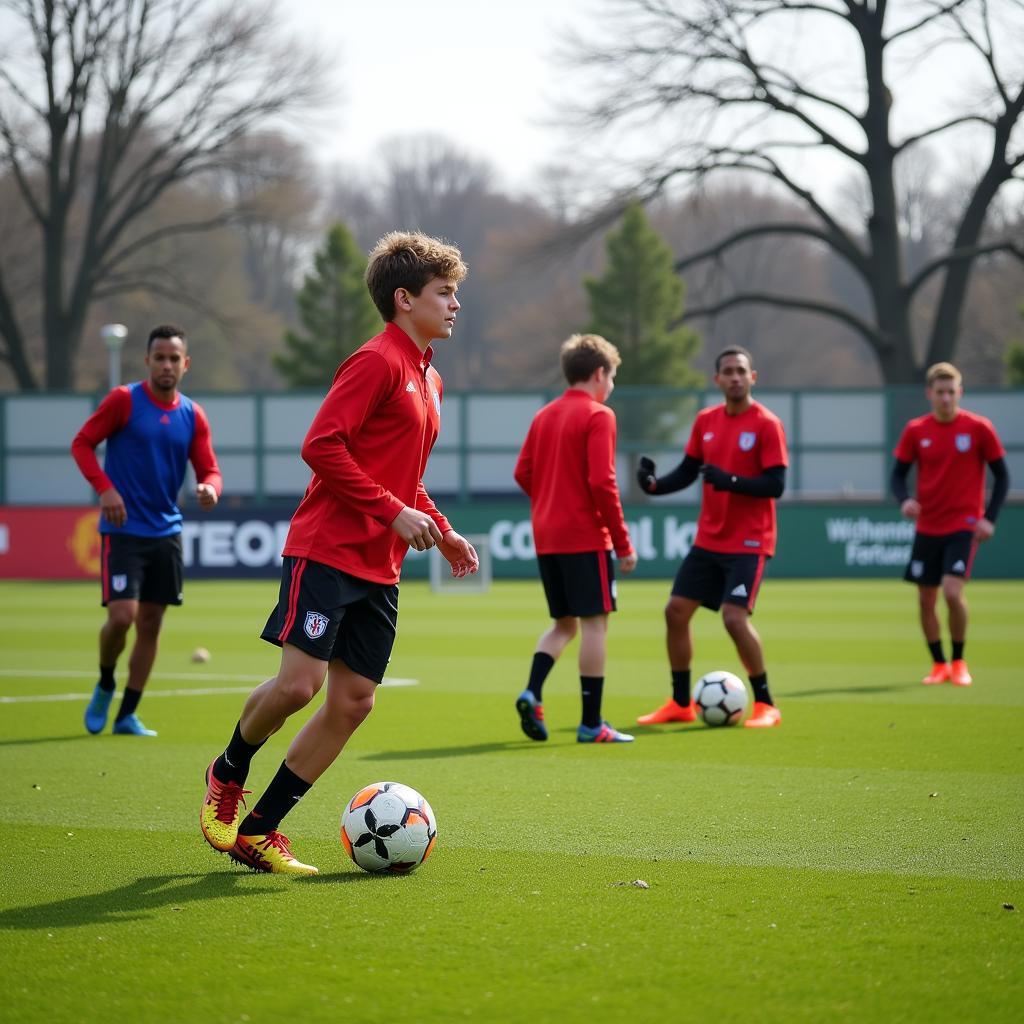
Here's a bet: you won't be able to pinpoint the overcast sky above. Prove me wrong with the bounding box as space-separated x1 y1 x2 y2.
281 0 592 192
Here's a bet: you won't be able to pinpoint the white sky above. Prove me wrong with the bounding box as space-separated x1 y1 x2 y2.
280 0 592 192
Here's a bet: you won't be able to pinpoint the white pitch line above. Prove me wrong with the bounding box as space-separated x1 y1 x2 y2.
0 677 418 704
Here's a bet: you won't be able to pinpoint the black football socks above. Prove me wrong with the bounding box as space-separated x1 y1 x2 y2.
215 721 266 785
239 761 312 836
928 640 946 663
115 686 142 722
580 675 604 728
98 665 115 693
527 652 555 700
671 669 691 707
951 640 965 661
750 672 772 705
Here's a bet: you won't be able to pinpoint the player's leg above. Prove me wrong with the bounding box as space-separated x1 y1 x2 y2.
940 532 974 686
85 597 137 734
637 549 710 724
201 643 328 854
111 601 165 736
906 532 950 683
230 662 376 877
516 555 577 741
228 573 396 874
575 612 631 742
942 574 972 686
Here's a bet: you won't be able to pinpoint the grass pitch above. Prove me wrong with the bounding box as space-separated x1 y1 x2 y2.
1 577 1021 1023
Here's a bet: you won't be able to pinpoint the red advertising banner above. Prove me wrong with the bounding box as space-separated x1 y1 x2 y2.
0 506 101 579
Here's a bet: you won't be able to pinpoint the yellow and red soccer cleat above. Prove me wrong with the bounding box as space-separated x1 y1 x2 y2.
636 698 698 725
200 759 249 853
743 701 782 728
950 659 973 687
229 831 318 876
922 662 951 685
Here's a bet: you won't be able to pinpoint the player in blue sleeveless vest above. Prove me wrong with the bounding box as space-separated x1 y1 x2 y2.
71 324 223 736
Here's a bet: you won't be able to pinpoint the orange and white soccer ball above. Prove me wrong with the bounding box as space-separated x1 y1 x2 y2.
341 781 437 874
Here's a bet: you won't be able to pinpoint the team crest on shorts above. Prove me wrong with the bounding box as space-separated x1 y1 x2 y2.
739 432 756 451
910 560 924 577
111 574 127 592
303 611 329 640
955 433 971 452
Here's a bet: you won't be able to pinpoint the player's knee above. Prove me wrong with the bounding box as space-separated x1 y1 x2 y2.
554 617 578 640
107 605 136 631
275 674 322 711
942 580 965 606
329 690 375 728
665 600 690 629
721 605 749 636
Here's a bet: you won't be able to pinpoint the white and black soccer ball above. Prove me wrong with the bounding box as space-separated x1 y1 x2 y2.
341 781 437 874
693 670 748 727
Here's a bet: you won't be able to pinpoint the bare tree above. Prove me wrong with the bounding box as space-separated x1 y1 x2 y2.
0 0 329 389
565 0 1024 383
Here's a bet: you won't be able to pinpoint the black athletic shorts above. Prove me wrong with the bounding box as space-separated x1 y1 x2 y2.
100 533 183 607
261 556 399 683
904 530 975 587
536 551 617 619
671 545 768 613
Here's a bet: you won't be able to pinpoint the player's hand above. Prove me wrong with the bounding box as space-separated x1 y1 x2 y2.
637 456 657 494
900 498 921 520
99 487 127 527
618 551 638 574
438 530 480 578
391 506 445 551
974 517 995 542
701 464 732 490
196 482 218 509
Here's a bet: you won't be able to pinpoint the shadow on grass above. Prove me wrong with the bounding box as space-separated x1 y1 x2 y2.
0 734 93 748
361 740 537 760
0 871 285 930
783 682 917 699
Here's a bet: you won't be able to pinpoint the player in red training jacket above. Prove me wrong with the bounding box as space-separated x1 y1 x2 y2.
635 346 788 729
71 323 222 738
200 231 478 875
891 362 1009 687
513 334 637 744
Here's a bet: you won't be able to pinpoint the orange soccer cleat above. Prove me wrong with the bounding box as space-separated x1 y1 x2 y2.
743 701 782 729
636 698 698 725
950 660 973 687
922 662 951 685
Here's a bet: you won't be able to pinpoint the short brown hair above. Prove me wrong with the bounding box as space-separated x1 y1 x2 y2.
560 333 621 384
365 231 468 320
925 362 961 387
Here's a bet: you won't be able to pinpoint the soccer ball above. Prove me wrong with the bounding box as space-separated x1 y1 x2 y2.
693 670 748 727
341 781 437 874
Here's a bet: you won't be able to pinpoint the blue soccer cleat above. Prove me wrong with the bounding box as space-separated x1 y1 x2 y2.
515 689 548 741
84 683 114 735
577 721 634 744
112 713 157 737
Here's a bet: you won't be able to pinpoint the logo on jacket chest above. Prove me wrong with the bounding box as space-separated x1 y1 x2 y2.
739 432 756 451
955 433 971 452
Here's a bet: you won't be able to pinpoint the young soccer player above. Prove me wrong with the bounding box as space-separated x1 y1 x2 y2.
891 362 1009 686
71 324 222 737
635 346 787 729
513 333 637 744
200 231 478 875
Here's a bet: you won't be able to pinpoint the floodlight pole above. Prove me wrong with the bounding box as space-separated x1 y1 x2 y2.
100 324 128 390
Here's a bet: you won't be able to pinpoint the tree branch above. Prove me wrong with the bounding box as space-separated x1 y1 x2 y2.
907 238 1024 297
681 290 883 346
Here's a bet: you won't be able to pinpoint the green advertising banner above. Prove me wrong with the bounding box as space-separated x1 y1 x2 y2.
404 503 1024 580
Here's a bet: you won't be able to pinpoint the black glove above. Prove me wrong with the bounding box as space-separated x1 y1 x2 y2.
637 456 657 494
701 463 733 491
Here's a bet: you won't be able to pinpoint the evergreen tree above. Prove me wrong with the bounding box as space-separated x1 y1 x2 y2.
585 201 702 388
274 223 380 386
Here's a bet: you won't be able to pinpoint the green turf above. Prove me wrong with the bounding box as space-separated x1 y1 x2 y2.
1 578 1021 1023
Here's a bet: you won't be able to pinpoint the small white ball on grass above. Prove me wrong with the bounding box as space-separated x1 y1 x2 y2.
191 647 211 663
